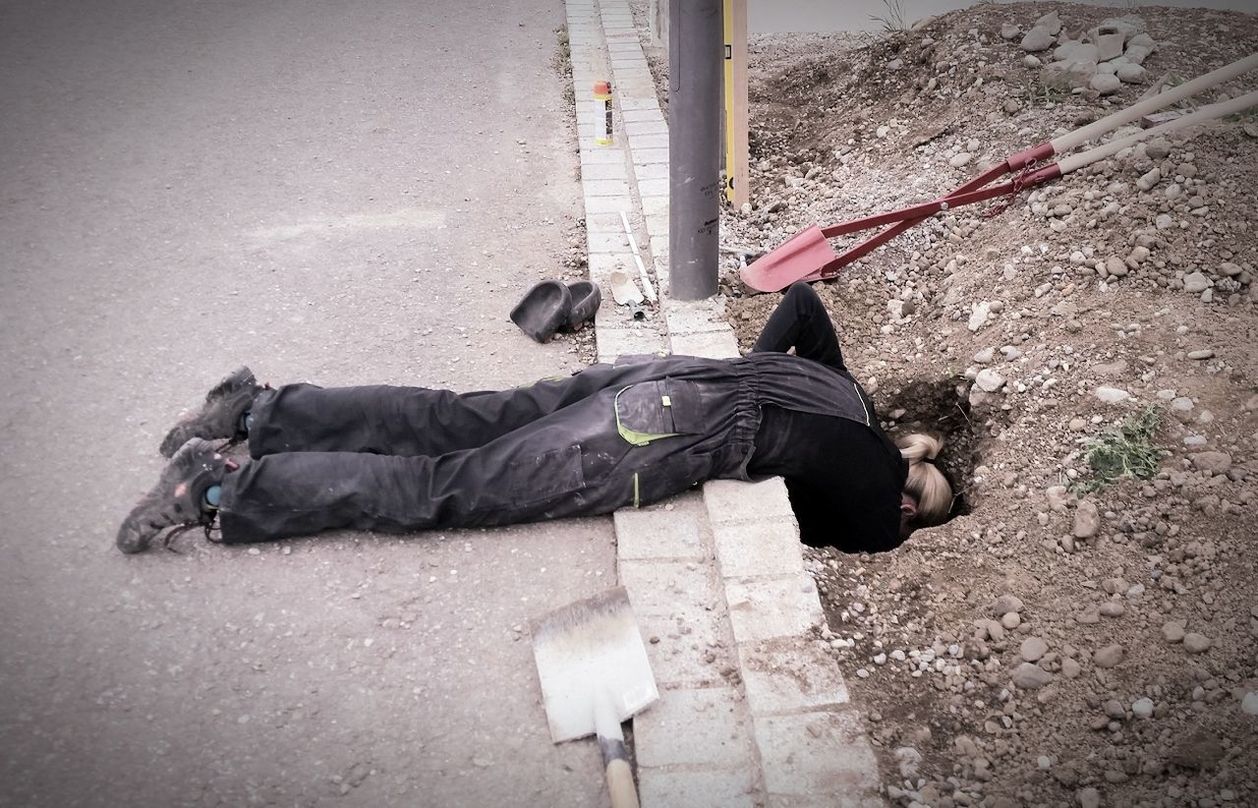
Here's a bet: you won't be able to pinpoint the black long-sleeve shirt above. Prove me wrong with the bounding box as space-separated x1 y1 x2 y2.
745 284 907 553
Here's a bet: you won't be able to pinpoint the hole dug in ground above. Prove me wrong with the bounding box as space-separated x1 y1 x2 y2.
876 375 982 520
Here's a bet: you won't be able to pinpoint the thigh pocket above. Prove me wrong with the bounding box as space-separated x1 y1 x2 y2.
494 444 586 507
614 379 705 446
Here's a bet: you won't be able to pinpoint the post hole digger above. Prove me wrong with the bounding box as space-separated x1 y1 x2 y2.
741 53 1258 293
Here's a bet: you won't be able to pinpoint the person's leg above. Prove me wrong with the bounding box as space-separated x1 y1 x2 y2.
159 367 261 457
219 388 642 542
157 363 634 458
220 370 762 544
750 282 846 372
116 439 236 553
245 364 631 458
119 365 761 551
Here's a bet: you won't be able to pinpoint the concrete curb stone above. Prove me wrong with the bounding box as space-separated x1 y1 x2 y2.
564 1 885 805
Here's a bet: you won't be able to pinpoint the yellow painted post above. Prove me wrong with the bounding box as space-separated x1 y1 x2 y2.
722 0 749 207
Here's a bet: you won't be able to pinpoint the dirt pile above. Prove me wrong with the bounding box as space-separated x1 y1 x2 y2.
722 3 1257 807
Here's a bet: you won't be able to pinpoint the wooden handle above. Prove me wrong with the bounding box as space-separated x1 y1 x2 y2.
1055 89 1258 176
1051 52 1258 153
606 758 640 808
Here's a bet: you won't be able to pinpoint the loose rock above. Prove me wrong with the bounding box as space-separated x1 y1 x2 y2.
1021 636 1049 662
1090 73 1122 95
1021 28 1055 52
1094 644 1124 668
1183 633 1211 654
1012 662 1054 689
1073 500 1100 538
1094 386 1131 404
1183 272 1211 293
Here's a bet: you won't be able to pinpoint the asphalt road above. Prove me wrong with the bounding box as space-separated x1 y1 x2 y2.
0 0 613 805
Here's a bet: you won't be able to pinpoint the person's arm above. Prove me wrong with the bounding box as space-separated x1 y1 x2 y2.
788 478 903 553
751 282 847 372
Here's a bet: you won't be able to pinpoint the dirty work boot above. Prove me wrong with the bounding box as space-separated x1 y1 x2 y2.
116 438 236 554
159 366 260 457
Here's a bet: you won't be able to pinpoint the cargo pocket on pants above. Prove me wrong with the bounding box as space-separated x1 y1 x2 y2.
488 444 586 508
613 379 705 446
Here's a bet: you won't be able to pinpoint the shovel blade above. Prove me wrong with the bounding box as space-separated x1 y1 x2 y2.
531 587 658 744
739 225 839 293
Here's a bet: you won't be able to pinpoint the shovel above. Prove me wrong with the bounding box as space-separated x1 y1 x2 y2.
531 586 658 808
741 53 1258 293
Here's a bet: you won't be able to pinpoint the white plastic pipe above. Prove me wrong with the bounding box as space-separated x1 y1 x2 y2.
1056 89 1258 175
1052 52 1258 154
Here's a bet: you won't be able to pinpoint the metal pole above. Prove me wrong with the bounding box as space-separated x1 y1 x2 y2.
668 0 721 300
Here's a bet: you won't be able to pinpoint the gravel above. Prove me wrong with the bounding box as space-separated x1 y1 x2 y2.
728 6 1258 806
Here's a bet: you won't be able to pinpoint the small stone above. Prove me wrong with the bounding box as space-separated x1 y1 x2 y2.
1053 40 1080 61
1046 486 1071 512
1220 261 1243 277
1132 697 1155 718
1095 32 1125 61
1061 658 1082 678
950 152 973 168
1078 786 1101 808
1073 44 1102 65
1117 63 1147 84
1188 451 1231 475
1182 272 1211 293
968 301 991 332
1094 386 1131 404
1242 692 1258 716
1094 644 1124 668
1021 27 1054 52
1012 662 1054 689
1099 601 1125 618
976 368 1007 393
991 594 1024 615
1021 637 1049 662
1183 633 1211 654
1000 23 1021 40
1023 55 1042 69
1155 213 1175 230
1137 167 1162 191
1074 499 1100 538
1186 349 1214 360
1076 606 1100 625
1001 611 1022 630
1125 41 1152 63
1091 73 1122 95
1035 10 1062 35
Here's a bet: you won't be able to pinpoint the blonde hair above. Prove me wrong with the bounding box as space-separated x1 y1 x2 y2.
897 433 952 528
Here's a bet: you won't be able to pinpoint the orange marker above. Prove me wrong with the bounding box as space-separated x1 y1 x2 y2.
594 80 613 146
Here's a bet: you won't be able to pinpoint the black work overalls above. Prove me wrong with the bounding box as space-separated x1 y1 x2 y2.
217 352 873 544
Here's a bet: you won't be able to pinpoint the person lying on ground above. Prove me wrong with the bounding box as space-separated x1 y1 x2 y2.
116 283 953 555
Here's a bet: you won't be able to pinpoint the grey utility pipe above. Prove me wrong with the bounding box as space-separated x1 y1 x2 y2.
668 0 722 300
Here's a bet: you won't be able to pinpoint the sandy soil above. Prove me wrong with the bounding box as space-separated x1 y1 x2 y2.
714 3 1257 807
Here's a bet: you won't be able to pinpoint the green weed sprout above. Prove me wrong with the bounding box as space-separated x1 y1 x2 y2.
1073 406 1164 493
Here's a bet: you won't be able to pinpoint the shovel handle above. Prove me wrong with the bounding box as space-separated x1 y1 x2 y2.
600 736 640 808
1052 52 1258 154
606 758 639 808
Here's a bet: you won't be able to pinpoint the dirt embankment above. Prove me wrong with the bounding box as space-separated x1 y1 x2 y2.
722 4 1257 807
